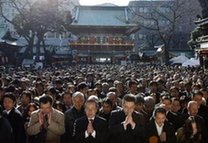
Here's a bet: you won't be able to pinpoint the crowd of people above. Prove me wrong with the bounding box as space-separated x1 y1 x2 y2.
0 64 208 143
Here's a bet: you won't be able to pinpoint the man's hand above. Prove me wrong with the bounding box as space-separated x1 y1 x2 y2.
38 111 44 125
160 132 166 142
87 121 94 134
128 112 136 129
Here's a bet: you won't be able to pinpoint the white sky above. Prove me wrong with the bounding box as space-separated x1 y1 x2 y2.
79 0 131 6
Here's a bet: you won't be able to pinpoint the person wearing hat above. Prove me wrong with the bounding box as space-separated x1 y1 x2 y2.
0 105 14 143
2 92 26 143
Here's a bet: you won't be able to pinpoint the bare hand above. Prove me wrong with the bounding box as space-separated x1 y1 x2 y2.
160 132 166 142
87 122 94 134
128 112 136 129
38 111 44 125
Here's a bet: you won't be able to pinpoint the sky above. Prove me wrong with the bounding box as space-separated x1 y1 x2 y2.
79 0 131 6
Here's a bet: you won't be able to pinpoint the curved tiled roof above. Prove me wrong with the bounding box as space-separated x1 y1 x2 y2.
71 5 136 27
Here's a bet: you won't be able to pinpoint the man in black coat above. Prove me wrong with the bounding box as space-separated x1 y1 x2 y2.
0 105 14 143
2 92 26 143
166 98 185 132
63 91 86 143
73 98 108 143
192 91 208 131
146 107 177 143
109 94 145 143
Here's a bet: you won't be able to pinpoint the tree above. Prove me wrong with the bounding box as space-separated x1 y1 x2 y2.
129 0 200 65
0 0 72 61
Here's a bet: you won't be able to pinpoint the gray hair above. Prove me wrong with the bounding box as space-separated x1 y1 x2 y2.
72 91 84 100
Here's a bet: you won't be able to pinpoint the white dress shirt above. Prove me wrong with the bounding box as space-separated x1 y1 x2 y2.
155 121 164 136
85 117 96 138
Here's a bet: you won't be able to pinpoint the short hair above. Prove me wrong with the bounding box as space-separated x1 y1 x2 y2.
3 92 16 102
107 92 116 98
171 97 180 103
153 107 166 117
161 95 172 103
123 94 136 103
135 93 145 104
149 81 158 86
39 94 53 105
187 101 198 109
85 98 99 109
21 90 32 101
193 91 203 98
77 82 87 91
128 80 137 88
102 98 113 107
72 91 84 100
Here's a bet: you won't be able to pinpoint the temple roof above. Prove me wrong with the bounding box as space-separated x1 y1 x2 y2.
71 5 133 26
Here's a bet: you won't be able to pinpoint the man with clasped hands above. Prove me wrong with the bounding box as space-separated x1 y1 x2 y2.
27 94 65 143
109 94 145 143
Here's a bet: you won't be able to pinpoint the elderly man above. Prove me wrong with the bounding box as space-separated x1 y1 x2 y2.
177 101 208 143
73 99 108 143
109 94 145 143
64 91 85 143
27 95 65 143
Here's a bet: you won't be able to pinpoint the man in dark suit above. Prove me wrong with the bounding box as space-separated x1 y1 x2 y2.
109 94 145 143
2 92 26 143
192 91 208 131
166 98 185 132
0 105 14 143
73 98 108 143
146 107 177 143
63 91 85 143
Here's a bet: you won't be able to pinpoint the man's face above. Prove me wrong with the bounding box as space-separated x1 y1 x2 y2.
40 102 52 114
188 103 199 116
85 102 97 119
3 97 15 111
162 99 171 111
171 100 181 113
108 95 117 107
63 94 72 106
21 95 30 106
193 95 203 106
130 84 137 93
73 96 85 110
102 103 112 114
155 112 166 126
123 101 135 115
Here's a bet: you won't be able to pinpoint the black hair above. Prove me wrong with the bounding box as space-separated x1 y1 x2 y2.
102 98 113 107
21 90 32 101
77 82 87 91
153 107 166 117
39 94 53 105
135 93 145 104
193 91 203 98
123 94 136 103
128 80 137 88
3 92 16 102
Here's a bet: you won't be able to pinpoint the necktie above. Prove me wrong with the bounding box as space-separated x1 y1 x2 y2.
89 119 94 123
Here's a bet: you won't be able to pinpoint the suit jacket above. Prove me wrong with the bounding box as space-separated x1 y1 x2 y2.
63 106 85 143
146 118 177 143
3 108 26 143
167 111 185 132
0 117 14 143
198 104 208 131
109 109 145 143
27 108 65 143
181 115 208 143
73 115 108 143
